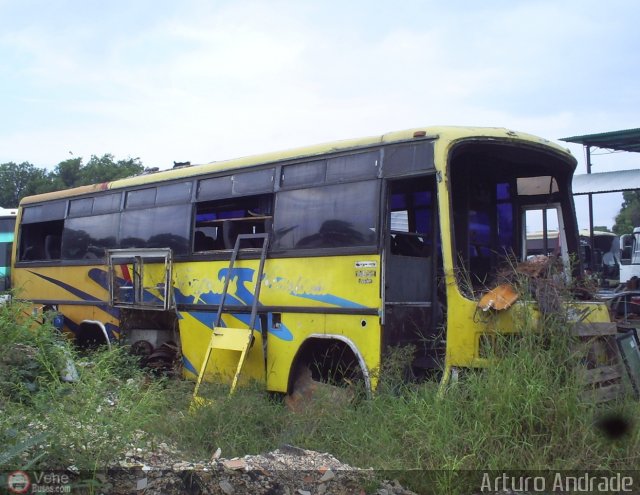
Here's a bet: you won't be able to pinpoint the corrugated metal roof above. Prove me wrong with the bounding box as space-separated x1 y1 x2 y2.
560 128 640 153
573 169 640 195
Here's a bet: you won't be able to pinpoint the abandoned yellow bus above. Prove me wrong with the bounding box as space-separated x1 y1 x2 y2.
11 127 610 393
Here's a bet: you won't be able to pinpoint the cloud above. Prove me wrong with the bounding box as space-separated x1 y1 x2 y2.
0 0 638 186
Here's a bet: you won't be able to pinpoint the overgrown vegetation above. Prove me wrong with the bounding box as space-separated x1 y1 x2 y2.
1 298 639 493
0 301 166 472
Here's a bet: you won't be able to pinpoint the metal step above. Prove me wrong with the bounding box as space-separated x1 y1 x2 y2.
191 233 269 406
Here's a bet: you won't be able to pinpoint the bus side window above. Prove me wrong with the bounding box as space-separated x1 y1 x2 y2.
193 194 273 252
388 182 433 258
391 233 429 257
19 220 64 261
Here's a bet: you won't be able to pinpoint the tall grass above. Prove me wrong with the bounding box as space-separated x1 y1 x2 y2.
0 301 166 471
2 296 638 493
155 307 640 493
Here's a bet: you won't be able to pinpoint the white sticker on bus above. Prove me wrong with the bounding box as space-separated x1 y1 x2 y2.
355 261 377 268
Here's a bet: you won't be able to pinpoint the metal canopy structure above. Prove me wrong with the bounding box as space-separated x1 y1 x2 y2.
559 128 640 262
561 128 640 154
573 169 640 195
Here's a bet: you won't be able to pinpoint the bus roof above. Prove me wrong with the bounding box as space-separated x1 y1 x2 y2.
0 208 17 217
20 126 573 206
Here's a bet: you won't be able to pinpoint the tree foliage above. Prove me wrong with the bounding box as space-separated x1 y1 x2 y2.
0 162 49 208
0 154 144 208
49 154 144 190
613 190 640 234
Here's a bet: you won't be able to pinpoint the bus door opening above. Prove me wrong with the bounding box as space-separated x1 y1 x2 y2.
384 176 445 373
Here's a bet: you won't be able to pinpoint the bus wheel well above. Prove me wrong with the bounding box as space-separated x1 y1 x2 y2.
75 320 111 350
288 338 365 393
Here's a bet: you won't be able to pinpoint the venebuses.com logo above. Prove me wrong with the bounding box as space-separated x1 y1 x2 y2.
7 471 31 494
5 470 71 494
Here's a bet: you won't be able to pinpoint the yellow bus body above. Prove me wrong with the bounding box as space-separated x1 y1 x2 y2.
11 126 611 393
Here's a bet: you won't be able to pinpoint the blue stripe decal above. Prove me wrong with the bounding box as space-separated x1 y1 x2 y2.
187 310 220 329
183 309 266 331
267 312 293 341
29 269 121 319
88 267 164 307
174 289 245 307
88 268 110 290
182 356 198 375
64 316 80 336
175 267 363 309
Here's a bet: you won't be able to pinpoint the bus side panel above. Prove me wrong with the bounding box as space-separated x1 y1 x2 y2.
179 311 266 385
325 313 381 387
262 313 381 393
173 255 381 308
265 312 326 393
444 283 612 368
12 264 120 335
443 287 481 367
13 265 110 303
175 255 382 391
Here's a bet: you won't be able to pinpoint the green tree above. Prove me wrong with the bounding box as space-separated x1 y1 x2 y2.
613 190 640 234
50 158 83 190
0 154 145 207
79 154 143 185
49 154 143 190
0 162 50 208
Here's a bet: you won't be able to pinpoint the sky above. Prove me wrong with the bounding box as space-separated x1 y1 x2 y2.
0 0 638 229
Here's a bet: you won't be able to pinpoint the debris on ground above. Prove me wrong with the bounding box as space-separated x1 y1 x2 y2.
96 440 417 494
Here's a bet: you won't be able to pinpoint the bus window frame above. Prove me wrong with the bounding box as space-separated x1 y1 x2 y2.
447 139 579 295
271 179 381 255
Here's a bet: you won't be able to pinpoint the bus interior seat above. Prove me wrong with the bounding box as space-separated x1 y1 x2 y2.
44 235 61 260
194 230 216 251
391 233 429 257
223 219 270 249
21 244 37 260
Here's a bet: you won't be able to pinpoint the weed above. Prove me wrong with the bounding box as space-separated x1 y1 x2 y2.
1 294 638 494
0 301 166 471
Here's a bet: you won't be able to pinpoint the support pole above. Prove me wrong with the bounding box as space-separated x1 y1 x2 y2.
586 145 595 270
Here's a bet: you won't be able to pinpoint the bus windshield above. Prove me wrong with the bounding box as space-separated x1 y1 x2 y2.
450 142 577 294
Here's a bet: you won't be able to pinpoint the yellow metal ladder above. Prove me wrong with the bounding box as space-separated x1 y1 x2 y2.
192 233 269 405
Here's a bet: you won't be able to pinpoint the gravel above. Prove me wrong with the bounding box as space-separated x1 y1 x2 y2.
97 440 418 494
